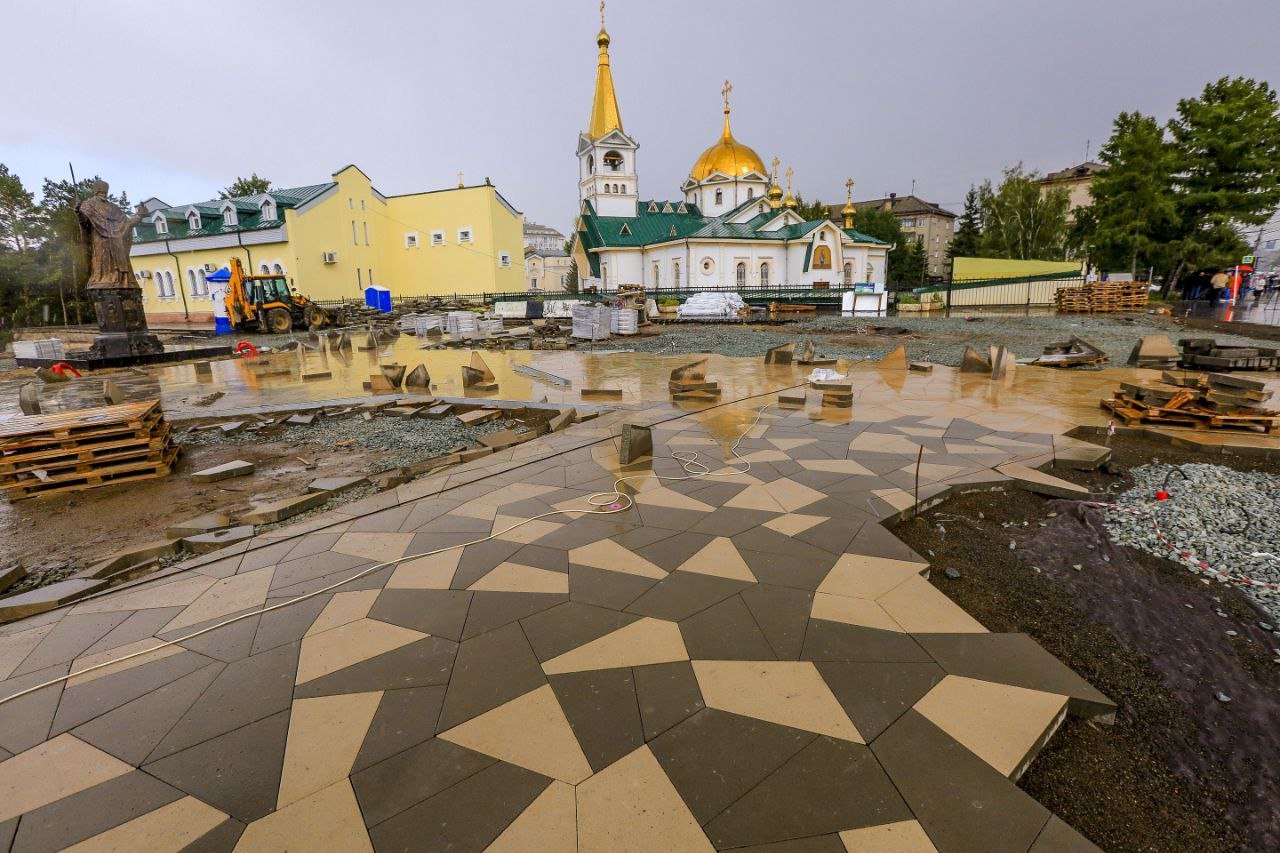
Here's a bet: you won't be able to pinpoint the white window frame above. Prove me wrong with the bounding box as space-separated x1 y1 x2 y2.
260 198 277 220
153 214 168 235
431 230 445 246
221 203 238 227
499 252 511 268
458 227 473 244
405 232 419 248
187 211 201 231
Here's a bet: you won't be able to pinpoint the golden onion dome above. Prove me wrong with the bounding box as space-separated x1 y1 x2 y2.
690 107 766 181
767 181 783 201
783 191 798 210
841 199 856 217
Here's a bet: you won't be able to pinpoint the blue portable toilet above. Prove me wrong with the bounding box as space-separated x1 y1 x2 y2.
365 285 392 313
206 267 233 334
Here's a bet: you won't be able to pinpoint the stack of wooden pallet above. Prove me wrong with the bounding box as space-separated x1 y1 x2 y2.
1179 338 1280 371
1055 282 1149 313
1100 372 1279 433
0 401 178 501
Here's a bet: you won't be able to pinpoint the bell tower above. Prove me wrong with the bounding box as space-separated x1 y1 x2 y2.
577 2 638 217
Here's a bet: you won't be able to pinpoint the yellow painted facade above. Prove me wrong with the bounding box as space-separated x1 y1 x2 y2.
951 257 1083 281
131 165 525 323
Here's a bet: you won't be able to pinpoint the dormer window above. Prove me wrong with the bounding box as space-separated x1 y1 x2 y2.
187 210 201 231
221 203 238 227
260 198 277 220
152 213 168 235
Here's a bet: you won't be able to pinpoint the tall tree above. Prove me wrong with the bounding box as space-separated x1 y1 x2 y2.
219 174 272 199
791 195 829 222
977 164 1070 260
947 186 982 261
1084 112 1180 276
1161 77 1280 293
847 206 918 286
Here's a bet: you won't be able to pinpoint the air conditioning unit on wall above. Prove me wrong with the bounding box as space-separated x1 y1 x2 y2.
203 263 217 273
323 252 338 264
137 271 151 279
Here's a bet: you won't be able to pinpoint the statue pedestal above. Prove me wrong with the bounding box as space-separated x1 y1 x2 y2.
87 286 164 360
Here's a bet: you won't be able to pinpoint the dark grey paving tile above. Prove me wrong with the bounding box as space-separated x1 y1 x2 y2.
250 594 330 655
738 549 837 591
236 540 297 573
451 540 527 590
352 686 447 773
368 759 551 849
11 770 183 853
508 544 569 572
549 668 644 772
795 518 866 556
149 642 299 761
740 585 813 661
688 507 778 538
179 817 246 853
72 662 223 766
728 835 848 852
267 564 394 601
534 516 641 551
81 607 184 657
519 601 639 663
633 504 707 532
294 636 457 699
437 622 545 731
369 589 472 641
816 661 946 742
11 612 132 677
269 551 369 593
634 532 715 571
650 709 815 826
144 710 291 823
871 711 1051 853
462 592 567 640
169 612 262 664
626 573 750 622
348 505 416 533
914 633 1115 717
568 565 658 611
352 737 495 828
0 818 17 853
845 522 928 563
679 596 776 661
800 621 933 664
50 649 213 735
706 735 912 848
1030 815 1103 852
0 664 68 754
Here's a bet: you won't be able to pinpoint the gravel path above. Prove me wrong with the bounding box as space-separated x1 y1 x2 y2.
624 314 1280 367
1105 462 1280 627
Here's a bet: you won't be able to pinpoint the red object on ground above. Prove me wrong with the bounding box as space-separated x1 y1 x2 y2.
49 362 81 378
1155 490 1170 501
234 341 259 358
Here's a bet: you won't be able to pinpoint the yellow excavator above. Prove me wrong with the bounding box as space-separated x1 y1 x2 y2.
224 258 342 333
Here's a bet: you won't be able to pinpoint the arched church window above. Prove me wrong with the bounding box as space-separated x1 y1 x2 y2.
588 154 595 172
620 184 626 194
758 204 765 215
601 262 608 284
747 188 754 200
603 151 623 172
843 262 853 285
673 260 681 286
865 261 874 282
736 262 746 287
260 263 270 274
760 263 770 287
603 185 611 194
715 189 723 205
813 245 832 269
652 263 660 286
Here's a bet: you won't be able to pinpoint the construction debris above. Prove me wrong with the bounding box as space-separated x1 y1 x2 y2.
1102 373 1280 433
581 388 624 400
514 363 572 386
18 383 40 415
620 424 653 464
1126 335 1180 369
1033 336 1109 368
404 364 431 388
461 352 498 390
192 459 256 483
908 362 933 373
777 391 806 409
765 343 795 365
990 346 1016 380
1055 281 1149 313
0 401 177 501
1179 338 1280 371
795 340 837 366
960 346 992 374
380 363 407 388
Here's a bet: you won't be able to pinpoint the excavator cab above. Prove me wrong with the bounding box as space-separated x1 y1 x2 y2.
225 258 341 333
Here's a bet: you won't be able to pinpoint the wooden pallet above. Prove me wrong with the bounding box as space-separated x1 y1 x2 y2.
4 443 173 481
0 424 172 474
1101 394 1280 433
3 446 180 500
0 403 163 454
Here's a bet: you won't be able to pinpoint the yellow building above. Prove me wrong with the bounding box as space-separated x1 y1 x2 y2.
129 165 525 323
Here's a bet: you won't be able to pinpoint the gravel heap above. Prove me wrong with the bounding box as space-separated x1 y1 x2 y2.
1104 462 1280 624
177 414 510 472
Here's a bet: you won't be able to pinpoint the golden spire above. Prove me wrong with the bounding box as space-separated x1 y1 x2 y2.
457 171 464 189
721 79 734 139
767 155 783 209
842 177 856 228
588 1 623 140
783 166 797 210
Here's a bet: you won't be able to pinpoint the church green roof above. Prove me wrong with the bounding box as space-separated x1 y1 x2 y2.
132 182 335 243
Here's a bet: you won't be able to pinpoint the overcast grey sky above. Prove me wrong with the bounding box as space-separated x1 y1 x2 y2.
3 0 1277 232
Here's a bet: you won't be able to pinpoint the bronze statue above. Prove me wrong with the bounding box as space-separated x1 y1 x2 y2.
76 180 145 288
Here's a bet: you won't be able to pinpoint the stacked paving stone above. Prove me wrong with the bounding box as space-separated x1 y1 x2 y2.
1179 338 1280 371
0 400 177 501
1102 372 1280 432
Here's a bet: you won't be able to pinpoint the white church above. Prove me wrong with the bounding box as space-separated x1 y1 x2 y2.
570 13 889 295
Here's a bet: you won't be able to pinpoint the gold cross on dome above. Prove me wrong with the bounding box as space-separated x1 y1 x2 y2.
600 0 606 27
722 79 733 111
845 177 855 201
785 166 794 190
457 171 464 188
771 156 780 177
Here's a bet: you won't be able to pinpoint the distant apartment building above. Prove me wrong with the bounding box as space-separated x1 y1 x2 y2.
523 221 567 253
1039 161 1105 217
841 194 957 280
525 245 573 292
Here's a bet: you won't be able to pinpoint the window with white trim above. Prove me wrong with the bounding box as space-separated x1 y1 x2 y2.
431 230 444 246
186 269 197 296
405 232 419 248
187 211 201 231
260 198 276 220
222 204 238 227
273 263 285 274
499 252 511 268
153 214 168 235
458 228 472 244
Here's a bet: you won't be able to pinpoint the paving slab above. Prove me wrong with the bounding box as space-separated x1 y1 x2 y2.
182 525 256 555
240 493 330 526
306 476 369 496
191 460 255 484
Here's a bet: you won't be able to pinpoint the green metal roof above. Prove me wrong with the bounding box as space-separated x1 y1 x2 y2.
133 182 334 243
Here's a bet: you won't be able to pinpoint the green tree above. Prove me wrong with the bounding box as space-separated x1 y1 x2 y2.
848 206 919 286
947 186 982 261
1083 112 1180 276
977 164 1070 260
219 174 272 199
791 195 828 221
563 240 579 294
1161 77 1280 294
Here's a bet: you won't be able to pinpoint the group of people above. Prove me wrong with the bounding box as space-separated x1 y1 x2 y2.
1183 269 1277 305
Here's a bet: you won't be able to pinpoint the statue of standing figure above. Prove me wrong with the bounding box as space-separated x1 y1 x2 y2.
76 180 146 288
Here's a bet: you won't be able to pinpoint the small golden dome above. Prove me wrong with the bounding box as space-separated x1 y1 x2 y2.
767 181 783 201
841 200 855 216
597 27 610 47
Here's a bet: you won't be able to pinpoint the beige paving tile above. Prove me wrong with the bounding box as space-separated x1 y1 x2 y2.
850 433 930 455
295 618 425 684
162 566 274 633
332 531 415 563
767 437 818 451
0 734 133 822
763 478 828 513
816 554 929 600
451 500 500 521
64 796 228 853
898 427 947 439
67 640 183 687
542 617 688 675
876 576 988 634
577 745 713 852
693 660 864 743
724 483 787 513
762 513 829 536
811 593 905 633
71 575 217 614
0 623 54 681
737 449 793 463
798 458 876 476
914 676 1068 778
568 539 667 580
469 562 570 595
306 590 381 637
492 516 565 545
439 684 591 784
677 537 756 583
634 486 716 513
901 462 970 482
839 819 938 851
238 780 372 852
872 488 918 513
385 550 462 590
278 691 383 808
487 780 576 852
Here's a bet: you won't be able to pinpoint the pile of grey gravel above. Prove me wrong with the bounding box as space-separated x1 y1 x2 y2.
1104 462 1280 624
